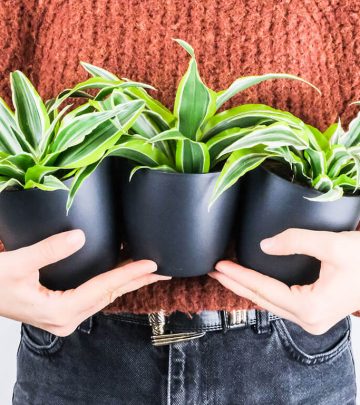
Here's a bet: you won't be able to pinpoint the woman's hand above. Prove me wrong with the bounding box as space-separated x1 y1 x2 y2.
0 230 169 336
209 229 360 335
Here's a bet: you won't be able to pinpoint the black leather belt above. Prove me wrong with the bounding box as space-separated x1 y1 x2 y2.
111 310 280 346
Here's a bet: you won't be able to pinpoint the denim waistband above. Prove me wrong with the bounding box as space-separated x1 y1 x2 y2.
79 309 280 337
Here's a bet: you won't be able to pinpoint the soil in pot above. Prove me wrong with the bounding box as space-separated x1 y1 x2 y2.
236 163 360 286
0 159 121 290
119 163 240 277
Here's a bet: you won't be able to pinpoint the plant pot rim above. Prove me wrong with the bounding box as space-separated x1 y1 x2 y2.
261 164 360 201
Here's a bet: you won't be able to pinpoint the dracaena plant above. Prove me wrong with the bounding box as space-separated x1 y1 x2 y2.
0 71 146 211
61 39 319 189
211 105 360 205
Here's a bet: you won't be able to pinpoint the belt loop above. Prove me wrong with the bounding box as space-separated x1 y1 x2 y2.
220 310 229 333
254 310 271 335
77 316 94 334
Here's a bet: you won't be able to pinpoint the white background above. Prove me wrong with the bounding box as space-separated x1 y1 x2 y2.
1 316 360 404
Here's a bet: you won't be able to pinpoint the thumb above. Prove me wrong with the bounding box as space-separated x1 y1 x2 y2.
8 230 86 270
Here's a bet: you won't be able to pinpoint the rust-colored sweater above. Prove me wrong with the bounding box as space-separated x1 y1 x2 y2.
1 0 360 315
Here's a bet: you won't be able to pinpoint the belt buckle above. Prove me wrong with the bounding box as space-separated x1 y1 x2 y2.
148 311 205 347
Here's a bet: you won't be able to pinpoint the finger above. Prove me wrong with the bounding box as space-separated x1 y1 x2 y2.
215 260 300 315
208 271 299 323
65 260 159 313
6 230 86 271
77 273 171 321
260 228 339 262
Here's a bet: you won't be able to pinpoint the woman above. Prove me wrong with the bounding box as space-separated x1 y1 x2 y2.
1 0 360 403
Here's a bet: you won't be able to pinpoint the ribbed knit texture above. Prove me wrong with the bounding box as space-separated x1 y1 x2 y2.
1 0 360 315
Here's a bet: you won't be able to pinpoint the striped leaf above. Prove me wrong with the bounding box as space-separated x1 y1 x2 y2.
0 177 22 192
11 71 50 148
107 138 172 167
25 164 59 183
206 127 255 163
129 164 177 181
66 161 102 213
305 184 343 202
342 111 360 147
304 149 327 178
203 104 310 140
80 61 175 127
173 39 217 141
210 147 272 208
81 62 119 80
218 123 309 157
24 175 68 192
55 121 121 168
0 98 25 154
175 140 210 173
148 129 187 144
51 100 144 153
216 73 320 109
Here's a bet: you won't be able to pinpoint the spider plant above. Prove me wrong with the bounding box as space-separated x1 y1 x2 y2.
60 39 320 195
211 106 360 205
0 71 146 211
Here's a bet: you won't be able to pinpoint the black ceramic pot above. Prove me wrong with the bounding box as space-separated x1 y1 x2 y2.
120 165 240 277
236 165 360 286
0 159 121 290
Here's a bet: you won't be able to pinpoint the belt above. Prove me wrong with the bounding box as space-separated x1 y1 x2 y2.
132 309 280 346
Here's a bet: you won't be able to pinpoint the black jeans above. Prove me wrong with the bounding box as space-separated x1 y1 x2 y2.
13 310 357 404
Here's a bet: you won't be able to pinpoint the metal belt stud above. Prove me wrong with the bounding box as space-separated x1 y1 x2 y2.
148 310 205 347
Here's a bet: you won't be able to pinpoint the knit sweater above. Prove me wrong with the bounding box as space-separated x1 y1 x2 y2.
1 0 360 315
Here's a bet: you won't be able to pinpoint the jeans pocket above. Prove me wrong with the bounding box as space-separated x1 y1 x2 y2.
21 323 63 356
273 315 351 365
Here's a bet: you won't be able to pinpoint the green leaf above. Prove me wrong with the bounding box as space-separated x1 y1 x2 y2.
342 111 360 147
218 122 309 157
0 178 23 192
11 71 50 148
148 129 187 143
0 160 24 180
175 140 210 173
0 98 25 154
66 161 102 213
216 73 321 109
108 138 172 167
210 146 272 208
305 185 343 202
327 145 351 178
56 121 120 168
50 77 124 113
51 100 144 153
305 124 329 150
304 149 327 178
203 104 310 140
24 175 68 191
25 164 59 183
129 164 177 181
39 104 73 156
81 62 120 80
173 40 217 140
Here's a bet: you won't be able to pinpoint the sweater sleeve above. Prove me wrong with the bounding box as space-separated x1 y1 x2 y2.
0 0 36 103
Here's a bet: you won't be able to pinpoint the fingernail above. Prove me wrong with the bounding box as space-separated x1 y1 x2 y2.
66 230 85 246
157 275 172 280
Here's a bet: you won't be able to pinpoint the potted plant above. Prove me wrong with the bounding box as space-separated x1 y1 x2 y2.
0 71 146 290
211 111 360 286
75 39 320 277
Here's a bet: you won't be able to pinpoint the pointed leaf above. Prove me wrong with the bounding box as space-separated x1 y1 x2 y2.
11 71 50 148
216 73 320 109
